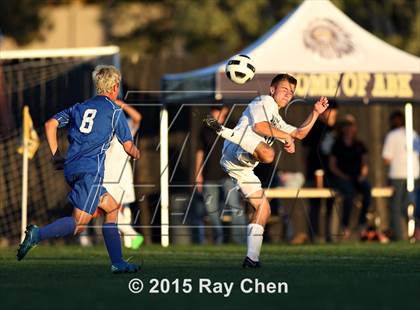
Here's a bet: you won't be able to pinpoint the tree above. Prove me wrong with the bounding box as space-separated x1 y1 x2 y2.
332 0 420 56
0 0 46 45
103 0 419 57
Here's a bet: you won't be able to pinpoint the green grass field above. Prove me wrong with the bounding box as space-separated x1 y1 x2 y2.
1 243 420 310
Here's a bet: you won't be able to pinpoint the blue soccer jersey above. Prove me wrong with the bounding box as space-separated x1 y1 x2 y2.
53 95 132 178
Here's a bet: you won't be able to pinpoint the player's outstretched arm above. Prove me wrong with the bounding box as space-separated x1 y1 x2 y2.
253 122 295 153
291 97 329 140
45 118 59 155
253 122 293 145
122 140 141 160
45 118 65 170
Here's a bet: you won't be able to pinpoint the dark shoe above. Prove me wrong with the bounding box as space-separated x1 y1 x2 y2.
17 225 40 261
111 261 141 274
242 256 261 268
203 115 222 133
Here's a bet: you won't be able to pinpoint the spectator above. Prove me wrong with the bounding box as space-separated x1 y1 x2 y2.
195 106 246 244
382 110 420 241
302 100 338 243
329 114 387 242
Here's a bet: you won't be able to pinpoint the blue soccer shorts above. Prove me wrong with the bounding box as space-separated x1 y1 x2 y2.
65 173 107 215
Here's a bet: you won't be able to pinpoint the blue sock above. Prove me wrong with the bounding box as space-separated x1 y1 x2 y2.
38 217 76 242
102 223 123 265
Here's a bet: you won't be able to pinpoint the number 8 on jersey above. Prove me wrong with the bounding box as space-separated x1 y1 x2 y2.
79 109 97 134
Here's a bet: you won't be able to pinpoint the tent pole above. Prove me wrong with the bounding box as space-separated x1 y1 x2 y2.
404 103 415 243
160 105 169 247
370 105 386 231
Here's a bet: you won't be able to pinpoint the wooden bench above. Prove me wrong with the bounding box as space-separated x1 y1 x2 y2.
220 187 393 223
264 187 394 199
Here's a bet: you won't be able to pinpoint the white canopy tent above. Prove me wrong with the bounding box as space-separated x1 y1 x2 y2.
162 0 420 103
159 0 420 246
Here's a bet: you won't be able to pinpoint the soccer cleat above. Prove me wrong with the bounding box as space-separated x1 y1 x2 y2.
17 225 40 261
111 261 140 274
131 235 144 250
242 256 261 268
203 115 222 133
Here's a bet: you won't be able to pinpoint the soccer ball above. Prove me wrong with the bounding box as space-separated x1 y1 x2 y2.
225 54 256 84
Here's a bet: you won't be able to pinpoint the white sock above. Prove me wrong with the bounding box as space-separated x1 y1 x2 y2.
218 126 258 154
246 223 264 262
117 209 138 248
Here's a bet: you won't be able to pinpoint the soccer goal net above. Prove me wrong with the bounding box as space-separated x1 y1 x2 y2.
0 46 120 244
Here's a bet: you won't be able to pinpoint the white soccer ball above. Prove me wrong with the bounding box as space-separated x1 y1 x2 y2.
225 54 256 84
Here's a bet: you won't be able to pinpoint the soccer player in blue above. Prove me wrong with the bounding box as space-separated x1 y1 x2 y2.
17 65 141 273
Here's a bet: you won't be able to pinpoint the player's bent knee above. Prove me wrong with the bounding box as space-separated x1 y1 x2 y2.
99 193 120 214
260 148 275 164
73 208 93 224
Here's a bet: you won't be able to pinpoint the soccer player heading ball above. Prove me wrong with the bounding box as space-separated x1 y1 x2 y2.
204 73 329 268
17 65 141 274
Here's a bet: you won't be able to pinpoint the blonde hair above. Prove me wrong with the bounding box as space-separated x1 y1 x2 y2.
92 65 121 95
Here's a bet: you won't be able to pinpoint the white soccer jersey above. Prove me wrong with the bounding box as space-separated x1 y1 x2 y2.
235 95 296 144
222 95 296 165
103 119 139 204
220 95 296 197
